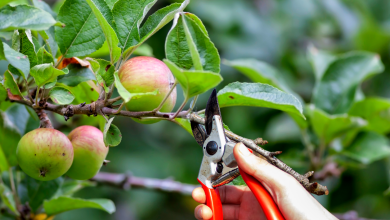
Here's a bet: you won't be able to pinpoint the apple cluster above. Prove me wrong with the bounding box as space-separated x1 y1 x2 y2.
15 56 177 181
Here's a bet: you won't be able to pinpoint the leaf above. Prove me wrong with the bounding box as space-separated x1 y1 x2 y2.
32 0 56 18
306 105 366 144
44 196 115 216
0 183 18 215
85 0 121 63
57 64 96 87
164 59 222 100
30 64 67 87
54 180 96 197
342 132 390 164
133 44 153 57
25 176 63 211
93 59 115 87
113 71 158 103
307 45 337 82
59 81 99 105
5 104 30 135
112 0 157 59
3 70 23 99
41 27 58 58
103 117 121 147
0 5 57 31
18 30 37 68
2 42 30 78
165 13 220 73
348 98 390 134
0 112 21 166
49 87 75 105
173 118 192 135
231 176 246 186
217 82 305 120
0 145 9 172
312 52 384 114
37 46 54 65
0 0 16 9
55 0 105 58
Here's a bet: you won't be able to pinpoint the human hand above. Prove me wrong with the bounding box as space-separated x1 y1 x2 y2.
192 143 338 220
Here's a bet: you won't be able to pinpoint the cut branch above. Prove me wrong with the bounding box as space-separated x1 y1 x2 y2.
188 113 329 196
91 172 198 195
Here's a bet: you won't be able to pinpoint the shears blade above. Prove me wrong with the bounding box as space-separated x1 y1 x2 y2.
205 89 224 136
191 121 207 147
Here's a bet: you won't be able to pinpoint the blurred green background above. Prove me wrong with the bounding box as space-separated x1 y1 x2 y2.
2 0 390 219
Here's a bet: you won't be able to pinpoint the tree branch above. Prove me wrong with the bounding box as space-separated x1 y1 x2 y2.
188 113 329 196
91 172 198 195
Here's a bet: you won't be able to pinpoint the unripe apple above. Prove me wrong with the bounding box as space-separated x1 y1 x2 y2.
16 128 74 181
65 126 108 180
118 56 176 123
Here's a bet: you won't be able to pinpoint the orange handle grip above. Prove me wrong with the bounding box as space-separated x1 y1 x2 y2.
240 168 285 220
198 179 224 220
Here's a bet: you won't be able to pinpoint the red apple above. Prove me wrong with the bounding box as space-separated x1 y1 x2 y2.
16 128 74 181
65 125 108 180
118 56 177 121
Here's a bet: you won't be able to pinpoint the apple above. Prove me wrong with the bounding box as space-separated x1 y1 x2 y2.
65 125 108 180
16 128 74 181
118 56 176 123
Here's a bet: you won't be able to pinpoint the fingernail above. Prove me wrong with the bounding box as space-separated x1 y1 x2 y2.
239 143 251 156
197 207 202 218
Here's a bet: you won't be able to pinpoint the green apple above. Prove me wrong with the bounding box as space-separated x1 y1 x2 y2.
16 128 74 181
118 56 177 123
66 125 108 180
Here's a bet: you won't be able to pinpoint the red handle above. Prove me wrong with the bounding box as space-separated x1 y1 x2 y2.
240 168 285 220
197 179 224 220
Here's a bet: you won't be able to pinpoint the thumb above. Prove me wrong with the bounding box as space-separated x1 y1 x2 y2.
233 142 299 195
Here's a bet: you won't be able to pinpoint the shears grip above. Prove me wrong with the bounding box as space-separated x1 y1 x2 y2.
197 179 224 220
240 168 285 220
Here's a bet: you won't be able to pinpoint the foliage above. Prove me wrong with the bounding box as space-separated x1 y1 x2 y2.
0 0 390 219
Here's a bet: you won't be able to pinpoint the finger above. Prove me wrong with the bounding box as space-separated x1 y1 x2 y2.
218 185 247 204
222 205 240 220
192 187 206 204
194 204 213 220
233 142 299 191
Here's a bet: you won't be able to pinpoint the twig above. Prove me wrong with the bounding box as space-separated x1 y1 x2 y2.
153 81 178 112
300 129 317 169
8 168 21 216
34 108 53 129
188 113 329 195
333 210 379 220
91 172 198 195
171 98 188 119
107 96 123 106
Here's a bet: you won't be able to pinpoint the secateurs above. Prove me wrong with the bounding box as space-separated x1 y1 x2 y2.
191 89 285 220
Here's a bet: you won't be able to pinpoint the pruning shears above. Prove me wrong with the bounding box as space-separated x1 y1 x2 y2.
191 89 285 220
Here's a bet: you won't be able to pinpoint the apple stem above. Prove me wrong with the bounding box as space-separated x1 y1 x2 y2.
153 80 178 113
35 109 53 129
112 102 126 115
171 98 188 119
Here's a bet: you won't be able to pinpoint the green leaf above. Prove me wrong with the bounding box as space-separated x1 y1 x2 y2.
103 117 121 147
3 70 23 98
94 59 115 87
0 5 57 31
0 0 16 9
312 52 384 114
307 45 337 82
59 81 99 105
0 183 18 215
164 59 222 100
231 176 246 186
25 176 63 211
2 42 30 78
217 82 305 120
342 132 390 164
173 118 192 135
0 145 9 172
30 64 67 87
55 0 105 58
306 105 366 144
57 64 96 87
32 0 56 18
37 46 54 65
49 87 75 105
54 180 96 197
0 38 4 60
113 71 158 103
165 13 220 73
44 196 115 216
0 112 21 166
6 104 30 134
348 98 390 134
41 27 58 58
112 0 157 59
133 44 153 57
18 30 37 68
85 0 121 63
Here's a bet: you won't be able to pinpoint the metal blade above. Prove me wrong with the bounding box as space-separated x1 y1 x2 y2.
191 121 207 147
205 89 223 135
